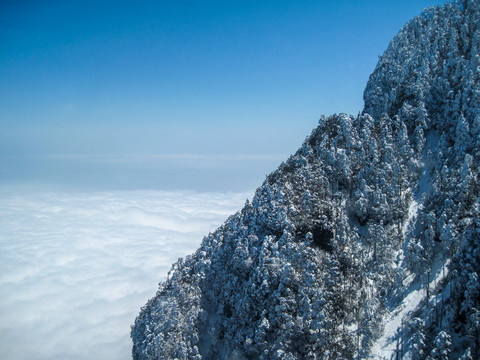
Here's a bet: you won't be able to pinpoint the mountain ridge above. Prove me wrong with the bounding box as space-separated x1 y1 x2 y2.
132 1 480 358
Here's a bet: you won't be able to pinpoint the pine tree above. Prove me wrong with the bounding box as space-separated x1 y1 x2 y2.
427 331 452 360
409 317 427 360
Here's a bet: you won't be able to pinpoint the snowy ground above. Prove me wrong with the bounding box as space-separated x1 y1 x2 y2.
371 259 448 359
0 187 248 360
371 133 443 359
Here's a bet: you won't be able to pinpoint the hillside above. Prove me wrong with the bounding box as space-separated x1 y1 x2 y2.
131 1 480 359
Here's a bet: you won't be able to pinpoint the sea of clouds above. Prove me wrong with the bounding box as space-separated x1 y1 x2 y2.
0 187 249 359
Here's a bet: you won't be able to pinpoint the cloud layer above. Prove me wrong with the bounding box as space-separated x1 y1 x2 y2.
0 187 249 359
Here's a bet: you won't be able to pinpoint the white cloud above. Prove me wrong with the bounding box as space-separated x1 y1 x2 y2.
0 187 249 360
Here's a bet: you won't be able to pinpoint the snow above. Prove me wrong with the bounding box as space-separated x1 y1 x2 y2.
371 131 444 359
371 191 420 359
403 197 419 238
371 258 449 359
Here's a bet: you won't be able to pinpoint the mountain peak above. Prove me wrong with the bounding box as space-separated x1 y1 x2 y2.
132 2 480 359
364 0 480 129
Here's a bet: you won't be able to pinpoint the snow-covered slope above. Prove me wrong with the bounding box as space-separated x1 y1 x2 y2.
132 1 480 359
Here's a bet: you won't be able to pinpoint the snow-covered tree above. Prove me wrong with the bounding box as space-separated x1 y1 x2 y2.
132 2 480 358
427 331 452 360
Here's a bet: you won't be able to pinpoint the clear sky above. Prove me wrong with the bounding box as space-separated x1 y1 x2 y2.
0 0 447 191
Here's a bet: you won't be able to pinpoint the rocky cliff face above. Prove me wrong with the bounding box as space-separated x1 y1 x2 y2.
132 1 480 359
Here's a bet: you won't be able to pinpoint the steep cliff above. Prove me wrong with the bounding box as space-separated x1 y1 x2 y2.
132 1 480 358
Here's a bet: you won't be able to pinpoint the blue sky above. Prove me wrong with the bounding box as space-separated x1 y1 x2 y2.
0 0 447 191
